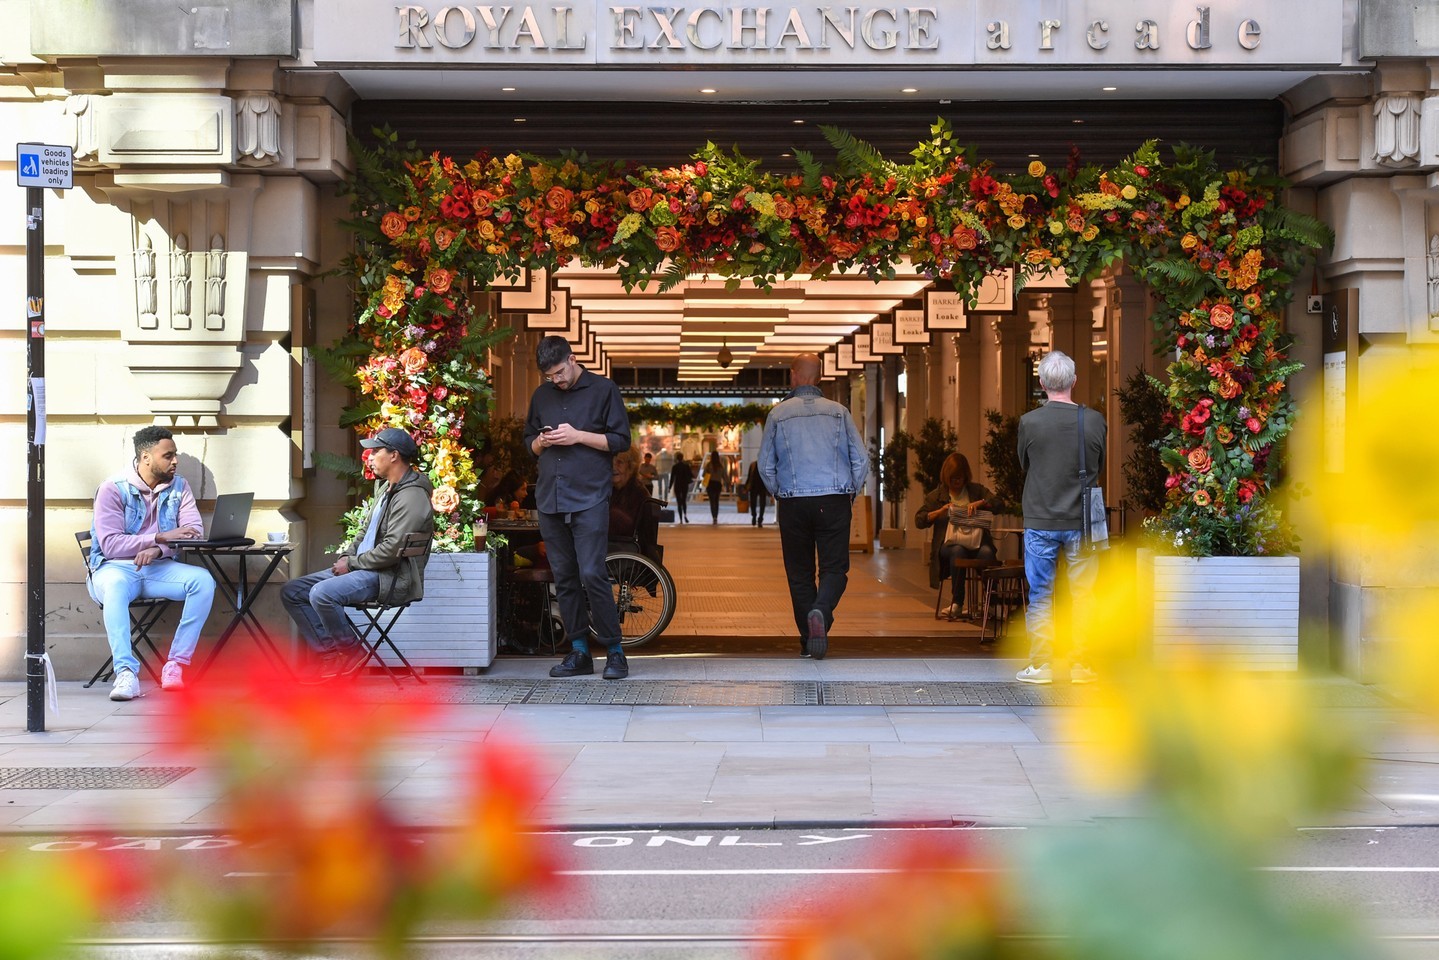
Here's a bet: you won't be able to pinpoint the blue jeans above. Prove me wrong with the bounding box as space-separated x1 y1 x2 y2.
776 494 852 640
88 559 216 677
281 568 381 653
1023 529 1098 667
539 501 621 648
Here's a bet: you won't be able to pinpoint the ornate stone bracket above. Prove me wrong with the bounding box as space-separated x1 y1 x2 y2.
1374 94 1422 166
64 94 101 164
235 94 281 166
1428 234 1439 331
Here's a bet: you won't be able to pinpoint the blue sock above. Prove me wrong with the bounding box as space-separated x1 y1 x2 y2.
571 638 590 655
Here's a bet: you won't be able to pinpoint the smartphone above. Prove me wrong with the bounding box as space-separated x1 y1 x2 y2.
541 425 554 433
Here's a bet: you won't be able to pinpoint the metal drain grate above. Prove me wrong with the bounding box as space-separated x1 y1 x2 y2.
821 682 1083 706
0 767 195 790
525 680 819 706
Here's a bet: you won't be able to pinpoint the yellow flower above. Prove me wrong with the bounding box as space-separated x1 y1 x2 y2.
1121 184 1138 201
915 215 927 229
1177 194 1191 208
1007 214 1026 229
1081 225 1099 241
1027 160 1046 177
1048 219 1064 236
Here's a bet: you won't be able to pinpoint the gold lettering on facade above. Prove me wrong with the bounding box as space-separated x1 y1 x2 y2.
1038 18 1060 51
1135 19 1160 50
986 19 1011 51
1086 19 1109 49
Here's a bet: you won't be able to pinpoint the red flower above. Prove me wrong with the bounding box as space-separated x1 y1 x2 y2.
1246 417 1263 433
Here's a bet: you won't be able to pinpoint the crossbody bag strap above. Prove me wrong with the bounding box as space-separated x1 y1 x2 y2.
1077 404 1091 543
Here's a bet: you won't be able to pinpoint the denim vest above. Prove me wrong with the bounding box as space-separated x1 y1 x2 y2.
758 386 869 498
88 474 189 571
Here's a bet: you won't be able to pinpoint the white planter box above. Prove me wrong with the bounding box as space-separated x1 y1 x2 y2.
1143 552 1300 670
348 552 496 670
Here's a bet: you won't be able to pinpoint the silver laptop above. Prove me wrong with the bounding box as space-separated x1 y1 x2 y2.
189 492 254 547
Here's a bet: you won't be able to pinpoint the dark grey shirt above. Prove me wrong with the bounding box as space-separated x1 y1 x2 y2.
524 368 631 514
1018 400 1106 531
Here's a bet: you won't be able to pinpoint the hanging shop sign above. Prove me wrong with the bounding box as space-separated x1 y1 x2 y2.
925 289 968 332
526 285 569 330
853 332 880 363
313 1 1343 68
893 307 928 345
869 320 905 355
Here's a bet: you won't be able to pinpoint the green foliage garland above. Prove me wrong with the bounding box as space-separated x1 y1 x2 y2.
626 402 772 431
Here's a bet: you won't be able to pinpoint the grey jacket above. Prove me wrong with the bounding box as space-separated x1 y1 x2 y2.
344 468 434 605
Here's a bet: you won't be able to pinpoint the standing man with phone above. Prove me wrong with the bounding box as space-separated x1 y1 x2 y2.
525 336 633 680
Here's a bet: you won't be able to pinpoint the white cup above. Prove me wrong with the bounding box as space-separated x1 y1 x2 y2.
267 531 288 542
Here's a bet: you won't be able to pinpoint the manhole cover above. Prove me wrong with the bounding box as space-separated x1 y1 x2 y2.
0 767 195 790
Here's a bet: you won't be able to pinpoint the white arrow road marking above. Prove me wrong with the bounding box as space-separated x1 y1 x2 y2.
796 834 871 845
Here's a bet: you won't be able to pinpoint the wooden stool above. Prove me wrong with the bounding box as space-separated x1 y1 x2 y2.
936 558 997 621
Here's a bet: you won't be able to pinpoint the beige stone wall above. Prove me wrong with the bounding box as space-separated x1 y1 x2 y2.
0 52 357 679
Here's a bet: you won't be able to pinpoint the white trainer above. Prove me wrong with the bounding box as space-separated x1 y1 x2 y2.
1015 663 1053 685
161 660 185 691
110 668 140 701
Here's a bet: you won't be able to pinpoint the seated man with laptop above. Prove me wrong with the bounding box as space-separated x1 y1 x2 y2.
88 426 217 700
281 427 434 682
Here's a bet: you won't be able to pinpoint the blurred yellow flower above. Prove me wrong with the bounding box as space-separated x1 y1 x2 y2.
1375 586 1439 727
1028 160 1046 177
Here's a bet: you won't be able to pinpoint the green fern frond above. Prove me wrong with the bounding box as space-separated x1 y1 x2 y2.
1262 205 1335 252
656 259 689 293
313 450 365 480
820 125 890 177
338 399 381 428
793 148 824 192
310 340 372 388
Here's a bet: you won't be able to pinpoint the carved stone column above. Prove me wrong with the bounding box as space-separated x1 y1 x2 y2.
953 329 982 468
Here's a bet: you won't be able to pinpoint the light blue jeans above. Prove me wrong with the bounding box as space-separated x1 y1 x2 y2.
280 568 381 653
88 559 216 678
1023 529 1097 668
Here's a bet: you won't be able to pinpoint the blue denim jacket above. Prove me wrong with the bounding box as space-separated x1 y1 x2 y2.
758 386 869 499
88 474 188 571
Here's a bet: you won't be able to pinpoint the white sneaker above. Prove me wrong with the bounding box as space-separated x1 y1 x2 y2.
943 603 961 618
110 668 140 701
1015 663 1053 685
1070 663 1098 685
161 660 185 691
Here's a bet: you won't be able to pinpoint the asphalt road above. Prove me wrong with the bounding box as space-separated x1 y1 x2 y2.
12 826 1439 958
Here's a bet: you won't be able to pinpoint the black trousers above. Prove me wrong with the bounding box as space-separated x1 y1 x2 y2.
775 494 852 640
538 501 622 647
673 485 690 519
749 490 768 524
707 484 721 521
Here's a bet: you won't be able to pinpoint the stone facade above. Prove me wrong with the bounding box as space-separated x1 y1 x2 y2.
0 0 1432 678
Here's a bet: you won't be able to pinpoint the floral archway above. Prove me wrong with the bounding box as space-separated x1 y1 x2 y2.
330 120 1328 555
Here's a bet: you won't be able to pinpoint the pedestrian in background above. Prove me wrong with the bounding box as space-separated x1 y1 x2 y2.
669 455 693 523
525 336 633 681
1015 350 1106 685
637 452 658 496
745 460 770 527
703 451 724 525
759 353 869 660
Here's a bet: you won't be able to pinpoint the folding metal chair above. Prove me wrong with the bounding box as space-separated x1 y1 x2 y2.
76 531 168 689
344 530 433 685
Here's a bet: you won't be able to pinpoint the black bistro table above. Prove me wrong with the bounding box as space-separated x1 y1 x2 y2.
489 519 546 652
178 541 295 679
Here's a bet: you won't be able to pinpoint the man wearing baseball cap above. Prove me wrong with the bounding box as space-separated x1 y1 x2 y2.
281 427 434 681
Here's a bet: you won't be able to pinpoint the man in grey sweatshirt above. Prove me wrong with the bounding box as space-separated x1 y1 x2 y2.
1015 351 1106 685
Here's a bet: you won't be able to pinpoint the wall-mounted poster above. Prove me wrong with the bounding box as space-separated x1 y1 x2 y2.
870 320 904 355
925 289 968 331
853 333 880 364
894 307 927 345
526 285 570 331
974 268 1016 312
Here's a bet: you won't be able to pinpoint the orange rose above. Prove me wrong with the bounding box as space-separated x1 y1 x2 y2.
1208 303 1235 330
434 227 456 250
545 186 573 211
428 268 453 294
380 212 407 239
1186 448 1213 472
952 228 978 251
773 197 796 219
628 188 654 211
654 226 682 253
401 347 427 375
431 484 461 514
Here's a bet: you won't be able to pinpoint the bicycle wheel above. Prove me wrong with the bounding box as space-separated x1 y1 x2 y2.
596 550 677 647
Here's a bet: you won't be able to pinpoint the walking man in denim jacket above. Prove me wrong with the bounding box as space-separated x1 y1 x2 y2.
88 426 216 700
759 354 869 660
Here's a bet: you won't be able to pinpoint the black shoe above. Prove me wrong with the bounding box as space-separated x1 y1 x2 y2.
334 642 371 678
806 609 828 661
799 639 811 659
297 650 339 685
602 646 629 680
549 650 594 677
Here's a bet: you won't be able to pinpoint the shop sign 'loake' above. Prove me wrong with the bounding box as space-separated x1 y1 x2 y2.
312 0 1344 68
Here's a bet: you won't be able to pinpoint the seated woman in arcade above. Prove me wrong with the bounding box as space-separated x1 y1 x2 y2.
609 448 660 563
